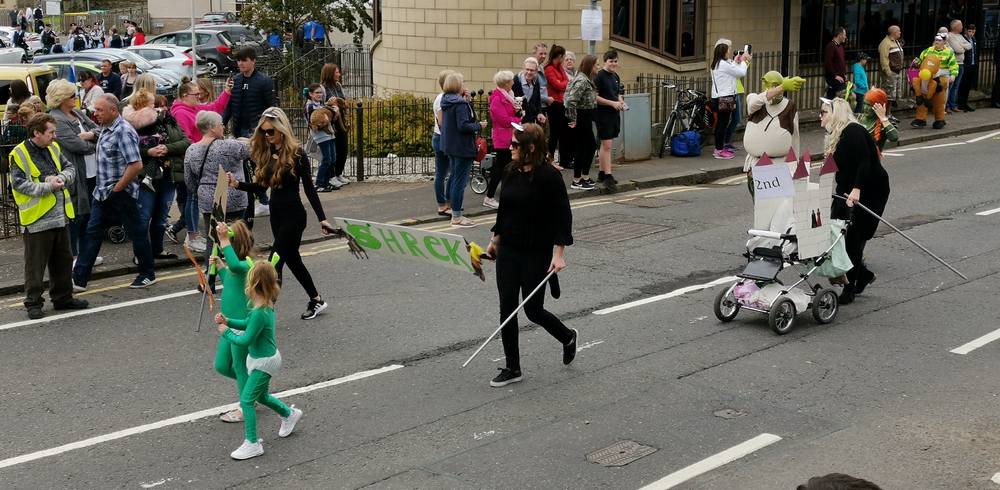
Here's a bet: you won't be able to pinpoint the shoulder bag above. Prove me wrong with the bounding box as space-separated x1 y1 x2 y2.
712 69 737 113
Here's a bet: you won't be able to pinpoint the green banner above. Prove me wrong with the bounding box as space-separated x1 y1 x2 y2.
333 218 475 274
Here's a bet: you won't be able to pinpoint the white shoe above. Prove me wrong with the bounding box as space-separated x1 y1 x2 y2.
278 406 303 437
230 439 264 460
185 236 207 254
219 408 243 423
483 197 499 209
255 203 270 217
94 256 104 266
328 179 344 189
335 175 351 185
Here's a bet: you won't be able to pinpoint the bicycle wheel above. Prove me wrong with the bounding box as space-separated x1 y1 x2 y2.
658 114 676 158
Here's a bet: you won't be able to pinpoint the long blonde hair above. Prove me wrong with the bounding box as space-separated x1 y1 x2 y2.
246 261 280 307
823 98 859 156
249 107 301 188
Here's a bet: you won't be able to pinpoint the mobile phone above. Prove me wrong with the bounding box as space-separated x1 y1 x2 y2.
744 44 752 55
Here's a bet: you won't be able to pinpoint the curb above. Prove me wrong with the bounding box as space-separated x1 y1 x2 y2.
2 118 997 298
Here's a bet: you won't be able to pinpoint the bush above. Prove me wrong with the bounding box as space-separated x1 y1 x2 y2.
356 93 435 158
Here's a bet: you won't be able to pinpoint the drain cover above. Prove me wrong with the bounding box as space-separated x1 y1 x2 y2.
587 440 658 467
575 221 671 244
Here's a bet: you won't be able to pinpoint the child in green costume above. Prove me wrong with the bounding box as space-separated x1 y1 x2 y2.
211 220 254 423
216 260 303 460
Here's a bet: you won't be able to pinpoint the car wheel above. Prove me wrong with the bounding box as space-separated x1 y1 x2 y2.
206 60 219 76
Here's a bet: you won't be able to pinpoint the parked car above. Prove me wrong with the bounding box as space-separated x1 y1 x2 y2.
0 64 57 118
0 27 43 57
146 29 236 76
127 45 210 79
41 60 177 103
199 12 239 24
0 36 27 63
87 48 185 84
33 53 179 98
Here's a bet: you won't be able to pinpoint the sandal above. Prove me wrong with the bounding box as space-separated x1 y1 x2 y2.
437 208 452 217
450 216 477 228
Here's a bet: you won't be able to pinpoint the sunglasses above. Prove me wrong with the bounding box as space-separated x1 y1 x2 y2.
259 128 277 136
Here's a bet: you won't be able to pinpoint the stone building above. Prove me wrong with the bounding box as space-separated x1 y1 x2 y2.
371 0 994 96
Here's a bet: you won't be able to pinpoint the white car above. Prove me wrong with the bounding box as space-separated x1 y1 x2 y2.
126 45 210 79
0 27 43 56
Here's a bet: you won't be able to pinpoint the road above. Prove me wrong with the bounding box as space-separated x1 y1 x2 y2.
1 129 1000 489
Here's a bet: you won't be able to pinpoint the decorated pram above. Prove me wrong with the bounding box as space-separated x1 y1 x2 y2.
714 149 852 334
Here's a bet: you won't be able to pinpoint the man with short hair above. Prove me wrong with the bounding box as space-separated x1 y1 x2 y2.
224 46 278 217
97 59 122 99
9 113 89 319
41 23 56 54
824 27 848 100
12 23 27 51
956 23 977 112
945 19 972 112
511 57 547 125
594 50 625 189
531 42 552 106
73 94 157 290
878 25 905 109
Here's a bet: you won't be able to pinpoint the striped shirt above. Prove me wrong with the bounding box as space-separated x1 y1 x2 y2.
95 115 141 201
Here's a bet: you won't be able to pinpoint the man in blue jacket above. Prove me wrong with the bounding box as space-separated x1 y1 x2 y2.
224 46 277 217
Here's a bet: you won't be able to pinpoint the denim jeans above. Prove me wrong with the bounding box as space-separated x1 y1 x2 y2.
447 156 473 217
74 192 155 286
431 134 450 205
138 179 176 256
315 139 336 187
947 64 964 109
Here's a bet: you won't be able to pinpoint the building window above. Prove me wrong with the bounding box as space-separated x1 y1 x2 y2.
373 0 382 37
612 0 705 61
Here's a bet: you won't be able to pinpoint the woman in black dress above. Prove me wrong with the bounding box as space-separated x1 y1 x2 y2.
821 97 890 304
228 107 335 320
485 123 578 387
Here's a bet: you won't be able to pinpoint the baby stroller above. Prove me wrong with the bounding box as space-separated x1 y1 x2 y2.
713 226 846 335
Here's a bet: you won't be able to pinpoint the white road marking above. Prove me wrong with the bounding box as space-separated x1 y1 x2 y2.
896 141 966 152
975 207 1000 216
637 433 782 490
949 328 1000 355
0 364 404 470
881 152 904 157
140 478 173 488
967 131 1000 144
577 340 605 351
0 289 202 331
593 276 737 315
990 472 1000 484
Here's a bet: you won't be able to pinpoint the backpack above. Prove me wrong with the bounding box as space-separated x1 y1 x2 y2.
670 130 702 157
73 35 86 51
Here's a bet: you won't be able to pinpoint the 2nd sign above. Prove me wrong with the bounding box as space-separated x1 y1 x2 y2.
332 217 475 273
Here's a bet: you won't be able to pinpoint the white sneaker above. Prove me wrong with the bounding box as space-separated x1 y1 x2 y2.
185 236 207 254
94 256 104 266
230 439 264 460
483 197 499 209
255 203 270 217
328 179 344 189
219 408 243 423
335 175 351 185
278 406 303 437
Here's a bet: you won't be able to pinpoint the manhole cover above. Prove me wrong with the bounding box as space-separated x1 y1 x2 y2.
713 408 747 419
616 197 686 208
575 221 671 244
587 440 658 467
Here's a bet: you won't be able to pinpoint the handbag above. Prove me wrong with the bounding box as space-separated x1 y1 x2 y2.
712 69 737 113
475 136 488 162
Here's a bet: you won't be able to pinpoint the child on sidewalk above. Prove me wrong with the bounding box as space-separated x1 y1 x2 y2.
305 83 337 192
852 53 871 114
215 260 303 460
210 220 254 424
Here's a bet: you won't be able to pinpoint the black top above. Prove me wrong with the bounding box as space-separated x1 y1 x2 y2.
594 69 623 114
831 123 890 222
98 72 123 99
236 149 326 221
491 163 573 251
512 74 544 124
223 70 278 138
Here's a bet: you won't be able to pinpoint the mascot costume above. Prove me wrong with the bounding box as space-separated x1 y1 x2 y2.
742 70 806 195
912 33 958 129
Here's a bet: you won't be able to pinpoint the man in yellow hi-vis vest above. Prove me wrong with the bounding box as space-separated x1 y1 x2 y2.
9 113 89 319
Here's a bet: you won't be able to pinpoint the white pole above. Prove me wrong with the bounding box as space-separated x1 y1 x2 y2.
462 271 556 367
190 0 197 81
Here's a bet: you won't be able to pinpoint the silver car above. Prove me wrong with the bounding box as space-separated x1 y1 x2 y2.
126 45 211 79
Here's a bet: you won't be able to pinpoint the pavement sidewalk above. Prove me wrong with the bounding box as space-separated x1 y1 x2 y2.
1 103 997 297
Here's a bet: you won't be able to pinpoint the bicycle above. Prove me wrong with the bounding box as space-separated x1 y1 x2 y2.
658 83 715 157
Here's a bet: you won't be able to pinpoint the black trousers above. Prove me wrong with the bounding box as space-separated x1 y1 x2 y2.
844 226 870 285
487 149 510 199
496 247 573 372
335 128 348 177
713 104 732 151
573 109 596 178
824 74 846 99
24 226 74 309
547 102 567 163
269 205 319 300
957 64 978 108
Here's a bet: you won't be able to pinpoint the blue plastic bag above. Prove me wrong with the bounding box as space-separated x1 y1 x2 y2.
670 130 702 157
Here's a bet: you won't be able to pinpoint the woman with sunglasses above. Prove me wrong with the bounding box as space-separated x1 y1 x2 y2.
229 108 335 320
820 97 890 305
485 123 578 387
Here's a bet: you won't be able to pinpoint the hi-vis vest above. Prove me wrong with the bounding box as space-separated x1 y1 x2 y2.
8 141 75 226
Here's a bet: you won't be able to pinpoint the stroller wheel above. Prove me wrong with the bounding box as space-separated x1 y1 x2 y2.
811 289 839 324
768 297 796 335
713 286 740 322
470 174 487 194
107 225 127 244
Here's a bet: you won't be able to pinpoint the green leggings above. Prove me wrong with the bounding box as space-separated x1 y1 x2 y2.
241 369 291 442
214 337 249 398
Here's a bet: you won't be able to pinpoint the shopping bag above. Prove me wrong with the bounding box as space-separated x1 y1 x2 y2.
817 219 853 278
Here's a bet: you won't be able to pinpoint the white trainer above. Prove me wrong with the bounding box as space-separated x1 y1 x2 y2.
278 406 303 438
219 408 243 423
336 175 351 185
94 256 104 266
230 439 264 460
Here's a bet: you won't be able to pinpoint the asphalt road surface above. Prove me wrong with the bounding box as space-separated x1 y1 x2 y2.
2 129 1000 489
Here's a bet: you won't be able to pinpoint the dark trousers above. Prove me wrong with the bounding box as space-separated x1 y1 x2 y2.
496 247 573 372
992 65 1000 105
957 64 978 108
844 227 870 285
137 179 175 256
713 105 732 151
24 226 74 308
825 74 847 99
573 109 596 178
74 192 154 286
269 206 319 300
335 129 348 177
487 149 510 199
547 102 569 165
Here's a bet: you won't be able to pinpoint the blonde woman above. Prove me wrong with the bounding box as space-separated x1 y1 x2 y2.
228 108 334 320
439 72 487 228
821 97 890 304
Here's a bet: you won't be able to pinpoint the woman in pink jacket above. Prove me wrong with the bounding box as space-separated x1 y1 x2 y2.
170 78 233 142
485 70 522 209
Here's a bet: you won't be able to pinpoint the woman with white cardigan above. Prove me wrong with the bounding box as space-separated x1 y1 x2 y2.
709 41 749 160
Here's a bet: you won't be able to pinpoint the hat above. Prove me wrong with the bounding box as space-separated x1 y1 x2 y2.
935 33 948 41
